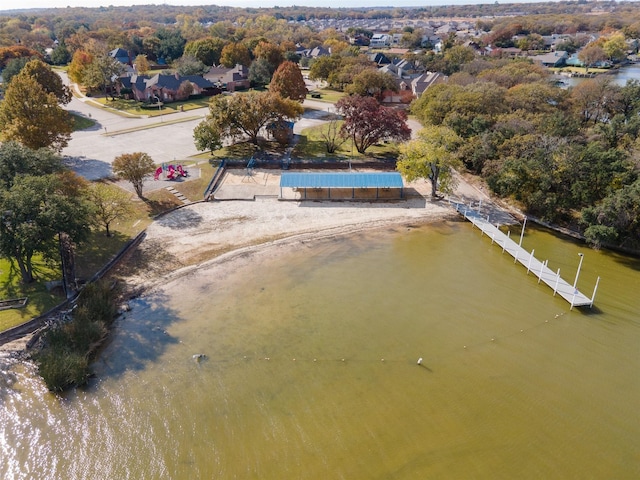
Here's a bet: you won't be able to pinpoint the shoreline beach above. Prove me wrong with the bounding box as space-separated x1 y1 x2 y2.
1 170 503 354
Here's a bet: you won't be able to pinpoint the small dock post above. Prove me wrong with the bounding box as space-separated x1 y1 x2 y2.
503 231 509 253
553 268 560 295
526 249 535 274
519 216 527 247
590 277 601 307
538 260 547 284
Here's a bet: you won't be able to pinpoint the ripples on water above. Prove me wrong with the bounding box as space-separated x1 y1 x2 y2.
1 223 639 479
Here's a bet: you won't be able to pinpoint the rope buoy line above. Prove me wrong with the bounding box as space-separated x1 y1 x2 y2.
193 312 568 367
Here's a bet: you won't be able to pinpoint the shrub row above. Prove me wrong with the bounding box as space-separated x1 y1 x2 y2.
33 281 118 392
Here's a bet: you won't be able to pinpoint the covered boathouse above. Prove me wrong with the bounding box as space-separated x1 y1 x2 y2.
279 172 405 201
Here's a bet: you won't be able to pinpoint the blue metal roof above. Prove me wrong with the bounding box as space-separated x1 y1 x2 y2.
280 172 404 189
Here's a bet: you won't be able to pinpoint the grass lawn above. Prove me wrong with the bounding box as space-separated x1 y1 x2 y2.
70 112 96 131
94 97 210 117
307 88 347 103
293 122 401 160
552 66 610 75
0 258 64 332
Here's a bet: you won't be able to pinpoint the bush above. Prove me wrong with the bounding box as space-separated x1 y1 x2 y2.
35 349 89 392
32 280 117 391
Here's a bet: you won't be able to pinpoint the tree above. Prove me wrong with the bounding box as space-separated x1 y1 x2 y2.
578 44 607 72
50 43 71 66
184 37 226 66
82 53 124 97
20 59 72 105
2 57 33 86
269 61 307 102
0 75 73 152
177 80 194 98
88 182 133 237
0 141 64 189
193 120 223 154
253 41 284 71
397 126 462 198
219 42 251 68
582 179 640 249
346 69 397 101
155 27 186 62
0 45 42 68
570 77 617 124
248 57 273 87
320 117 347 153
174 55 208 76
134 54 150 74
67 50 93 84
308 55 340 83
336 95 411 154
603 33 628 63
196 91 303 146
443 45 476 74
0 174 92 283
112 152 156 199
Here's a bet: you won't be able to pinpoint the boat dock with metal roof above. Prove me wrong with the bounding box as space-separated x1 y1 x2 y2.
452 201 600 309
279 172 404 200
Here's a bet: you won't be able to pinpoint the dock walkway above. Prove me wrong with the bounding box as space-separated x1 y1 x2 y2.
452 201 598 309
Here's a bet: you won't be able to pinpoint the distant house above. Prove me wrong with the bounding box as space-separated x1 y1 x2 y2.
532 50 569 67
370 34 390 48
118 73 215 102
368 52 391 66
411 71 446 97
109 48 131 65
203 64 250 92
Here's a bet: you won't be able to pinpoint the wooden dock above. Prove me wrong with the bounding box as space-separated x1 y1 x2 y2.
452 202 599 309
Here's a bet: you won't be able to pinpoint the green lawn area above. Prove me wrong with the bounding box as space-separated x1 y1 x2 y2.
94 96 210 117
307 87 347 103
552 66 610 75
293 122 401 160
70 112 96 131
0 258 63 332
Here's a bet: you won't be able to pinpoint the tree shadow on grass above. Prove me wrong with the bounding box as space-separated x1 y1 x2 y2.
75 231 131 280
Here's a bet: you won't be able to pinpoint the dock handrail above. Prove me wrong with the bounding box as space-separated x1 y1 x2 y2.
450 199 599 309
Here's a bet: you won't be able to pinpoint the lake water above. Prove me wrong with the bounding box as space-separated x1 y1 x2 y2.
563 63 640 87
1 221 639 479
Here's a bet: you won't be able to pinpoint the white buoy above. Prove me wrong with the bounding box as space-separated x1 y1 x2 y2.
417 357 423 365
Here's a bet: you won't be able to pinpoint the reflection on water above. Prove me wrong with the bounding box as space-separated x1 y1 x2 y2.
1 222 639 479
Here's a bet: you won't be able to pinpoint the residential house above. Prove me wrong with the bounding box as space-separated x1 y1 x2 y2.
118 73 215 102
298 46 331 59
109 48 131 65
203 64 250 92
411 71 446 97
370 34 391 48
531 50 569 68
368 52 391 65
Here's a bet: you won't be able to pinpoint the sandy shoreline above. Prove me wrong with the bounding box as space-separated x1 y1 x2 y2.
120 193 457 292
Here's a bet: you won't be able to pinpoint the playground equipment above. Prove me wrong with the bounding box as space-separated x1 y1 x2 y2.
154 164 189 181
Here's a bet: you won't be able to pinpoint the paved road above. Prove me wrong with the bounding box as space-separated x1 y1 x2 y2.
60 71 338 180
